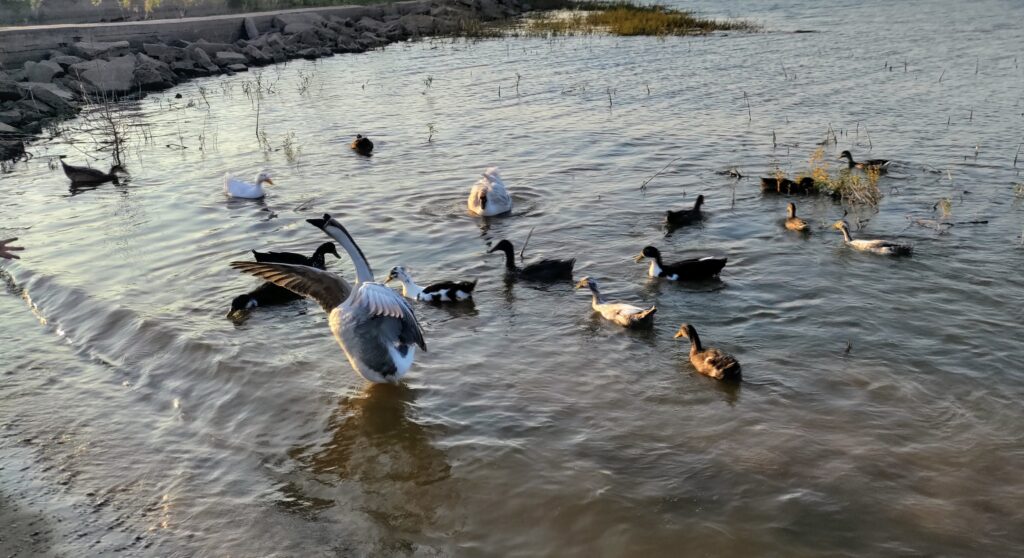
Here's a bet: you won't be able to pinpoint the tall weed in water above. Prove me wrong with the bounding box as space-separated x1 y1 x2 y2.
801 147 882 205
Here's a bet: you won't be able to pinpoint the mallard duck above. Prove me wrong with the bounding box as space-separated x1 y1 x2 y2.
634 246 726 281
385 266 477 302
467 167 512 217
784 202 809 232
351 134 373 156
665 195 705 228
252 242 340 269
224 170 273 199
833 220 912 256
488 238 574 282
760 176 816 195
674 323 741 381
575 277 656 328
228 243 341 319
231 214 426 384
60 159 125 185
838 150 889 170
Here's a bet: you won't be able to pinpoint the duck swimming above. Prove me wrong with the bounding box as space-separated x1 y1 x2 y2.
665 195 705 229
838 150 889 170
784 202 810 232
385 266 477 302
351 134 373 156
232 214 425 384
674 323 741 381
228 243 341 319
60 159 125 185
634 246 726 281
833 220 912 256
467 167 512 217
488 238 574 282
575 277 656 328
224 170 273 199
252 242 340 269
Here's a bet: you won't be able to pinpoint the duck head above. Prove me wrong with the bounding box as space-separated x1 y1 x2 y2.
315 242 341 260
838 150 854 162
227 294 257 319
254 170 274 186
385 265 411 284
673 323 694 339
694 194 705 208
574 276 598 291
488 239 515 256
634 246 660 263
832 220 850 232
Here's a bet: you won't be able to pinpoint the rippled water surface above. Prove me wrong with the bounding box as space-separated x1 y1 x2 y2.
2 0 1024 555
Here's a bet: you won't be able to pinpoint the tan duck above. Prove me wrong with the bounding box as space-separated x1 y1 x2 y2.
674 323 741 381
575 277 656 328
784 202 809 232
833 220 912 256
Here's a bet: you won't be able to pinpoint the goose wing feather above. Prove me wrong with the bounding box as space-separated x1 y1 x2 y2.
230 261 351 312
351 283 427 351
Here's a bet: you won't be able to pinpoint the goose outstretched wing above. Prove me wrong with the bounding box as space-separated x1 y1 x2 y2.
230 261 351 312
352 282 426 351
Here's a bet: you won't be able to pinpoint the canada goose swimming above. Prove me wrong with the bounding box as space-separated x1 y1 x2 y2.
634 246 726 281
833 220 912 256
674 323 741 381
575 276 656 328
231 214 426 384
665 195 705 228
838 150 889 170
60 159 125 185
228 242 343 319
351 134 373 156
784 202 810 232
760 176 816 195
488 238 575 282
252 242 340 269
385 266 477 302
467 167 512 217
224 170 273 199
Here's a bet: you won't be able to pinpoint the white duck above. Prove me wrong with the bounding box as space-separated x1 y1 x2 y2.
576 277 657 328
231 214 426 384
467 167 512 216
224 170 274 199
833 220 912 256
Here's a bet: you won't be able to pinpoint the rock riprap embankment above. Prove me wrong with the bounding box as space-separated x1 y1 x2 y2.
0 0 524 160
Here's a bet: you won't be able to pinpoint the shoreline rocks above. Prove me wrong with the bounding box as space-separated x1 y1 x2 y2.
0 0 527 161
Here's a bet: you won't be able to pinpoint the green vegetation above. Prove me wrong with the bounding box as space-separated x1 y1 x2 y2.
525 2 760 37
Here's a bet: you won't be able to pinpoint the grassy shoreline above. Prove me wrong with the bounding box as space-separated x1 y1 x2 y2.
524 1 760 37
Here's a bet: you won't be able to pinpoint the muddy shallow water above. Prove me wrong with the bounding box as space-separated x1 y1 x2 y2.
2 0 1023 555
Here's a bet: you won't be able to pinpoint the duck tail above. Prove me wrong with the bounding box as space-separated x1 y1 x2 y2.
633 305 657 325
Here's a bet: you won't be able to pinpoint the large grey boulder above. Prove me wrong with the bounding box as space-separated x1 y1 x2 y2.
227 64 248 73
285 29 323 49
242 44 271 65
16 82 75 113
191 39 239 57
68 55 137 94
71 41 130 59
51 55 86 69
0 75 21 101
24 60 64 83
283 22 317 35
273 12 326 29
0 109 23 126
357 17 387 33
134 54 176 90
244 17 260 40
214 51 248 67
399 14 437 35
143 43 186 63
0 122 20 134
187 47 220 73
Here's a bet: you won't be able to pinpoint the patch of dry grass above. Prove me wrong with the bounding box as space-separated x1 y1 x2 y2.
525 2 759 37
797 147 883 205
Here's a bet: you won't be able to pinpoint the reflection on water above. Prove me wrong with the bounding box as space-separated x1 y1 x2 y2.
1 0 1024 554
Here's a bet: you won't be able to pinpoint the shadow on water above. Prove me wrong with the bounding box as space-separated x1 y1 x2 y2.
225 196 278 220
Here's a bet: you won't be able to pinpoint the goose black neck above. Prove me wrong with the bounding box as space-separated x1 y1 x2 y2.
498 245 517 271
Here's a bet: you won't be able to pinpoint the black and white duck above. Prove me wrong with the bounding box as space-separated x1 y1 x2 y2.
385 266 477 302
665 195 705 229
351 134 374 156
488 238 575 282
575 277 656 328
833 220 912 256
60 159 126 185
838 150 889 170
674 323 741 381
634 246 726 281
232 214 425 384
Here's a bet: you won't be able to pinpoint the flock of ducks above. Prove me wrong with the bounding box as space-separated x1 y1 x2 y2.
59 138 912 385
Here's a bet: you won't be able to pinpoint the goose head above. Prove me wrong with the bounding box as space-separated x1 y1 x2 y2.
254 170 274 186
487 239 515 256
838 150 854 162
227 294 257 319
634 245 660 263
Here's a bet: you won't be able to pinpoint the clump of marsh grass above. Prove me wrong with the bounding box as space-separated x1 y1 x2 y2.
525 2 759 37
793 147 882 205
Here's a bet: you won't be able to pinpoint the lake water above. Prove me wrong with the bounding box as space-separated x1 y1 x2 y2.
2 0 1023 555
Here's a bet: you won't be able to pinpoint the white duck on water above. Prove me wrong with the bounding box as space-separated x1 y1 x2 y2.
231 214 426 384
576 277 656 328
224 170 274 199
467 167 512 216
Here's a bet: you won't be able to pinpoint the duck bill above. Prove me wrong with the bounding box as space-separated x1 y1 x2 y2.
673 330 686 339
226 309 246 320
574 279 588 289
264 179 274 186
633 254 646 263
